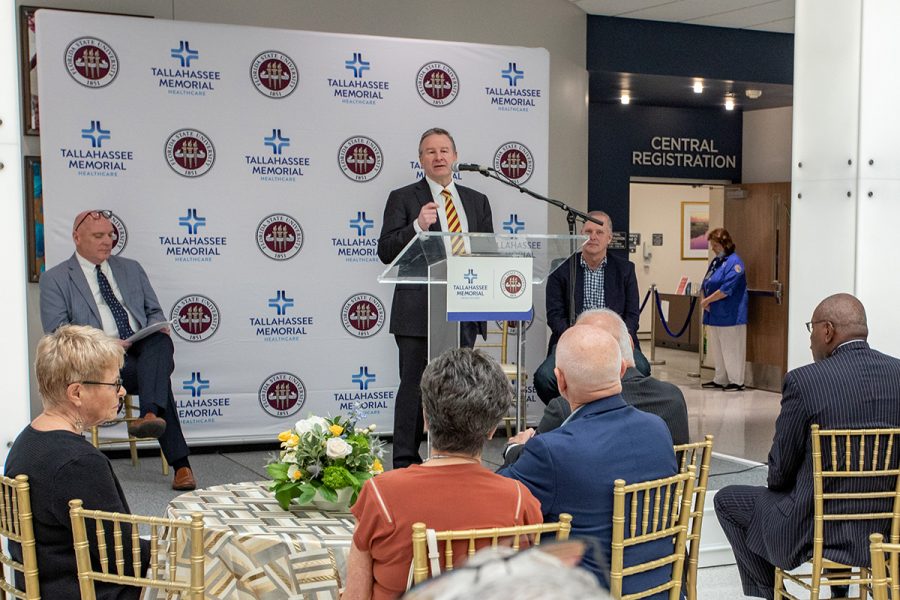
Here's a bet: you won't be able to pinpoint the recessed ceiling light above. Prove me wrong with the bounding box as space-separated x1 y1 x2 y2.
620 92 630 105
725 96 735 111
693 81 703 94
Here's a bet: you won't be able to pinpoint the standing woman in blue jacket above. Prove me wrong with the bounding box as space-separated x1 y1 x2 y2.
700 228 749 391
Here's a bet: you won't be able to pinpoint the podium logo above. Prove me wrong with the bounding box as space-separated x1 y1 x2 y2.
258 373 306 418
250 51 299 98
338 136 383 182
256 213 304 260
493 142 534 184
415 61 459 107
341 293 385 338
65 37 118 88
165 129 215 177
501 270 527 299
170 295 220 342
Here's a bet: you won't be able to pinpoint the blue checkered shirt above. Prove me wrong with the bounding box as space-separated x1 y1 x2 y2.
581 255 607 311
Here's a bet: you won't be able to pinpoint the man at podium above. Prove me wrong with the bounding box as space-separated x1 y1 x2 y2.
377 127 494 468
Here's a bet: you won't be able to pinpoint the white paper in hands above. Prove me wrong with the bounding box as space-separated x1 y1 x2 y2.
126 318 175 344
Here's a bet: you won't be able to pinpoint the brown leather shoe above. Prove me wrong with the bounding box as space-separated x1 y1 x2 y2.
127 412 166 439
172 467 196 491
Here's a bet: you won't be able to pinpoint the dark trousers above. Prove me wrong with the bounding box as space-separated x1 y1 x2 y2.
714 485 777 599
120 332 190 465
392 324 477 469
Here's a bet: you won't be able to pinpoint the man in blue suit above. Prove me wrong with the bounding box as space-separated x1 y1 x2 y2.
498 322 677 594
40 210 195 490
715 293 900 599
534 211 647 404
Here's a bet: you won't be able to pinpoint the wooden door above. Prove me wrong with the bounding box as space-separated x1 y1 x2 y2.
723 182 791 391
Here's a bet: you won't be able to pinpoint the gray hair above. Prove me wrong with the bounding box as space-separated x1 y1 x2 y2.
575 308 635 367
588 210 612 232
418 127 457 155
420 348 511 455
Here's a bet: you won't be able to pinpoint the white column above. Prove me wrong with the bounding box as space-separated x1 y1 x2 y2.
0 3 33 467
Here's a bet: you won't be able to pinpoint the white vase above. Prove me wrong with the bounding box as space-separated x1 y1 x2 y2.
311 486 353 511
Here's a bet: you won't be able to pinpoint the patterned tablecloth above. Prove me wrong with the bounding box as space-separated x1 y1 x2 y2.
147 481 355 600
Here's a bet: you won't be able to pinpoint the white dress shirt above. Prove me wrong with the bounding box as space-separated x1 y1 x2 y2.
76 253 140 337
413 177 472 253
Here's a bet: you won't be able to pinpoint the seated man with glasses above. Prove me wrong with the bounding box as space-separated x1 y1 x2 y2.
39 210 195 491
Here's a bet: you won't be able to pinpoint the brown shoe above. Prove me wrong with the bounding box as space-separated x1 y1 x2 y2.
172 467 196 491
127 412 166 439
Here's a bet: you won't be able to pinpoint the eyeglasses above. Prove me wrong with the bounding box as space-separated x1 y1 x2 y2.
806 320 829 333
78 377 123 394
74 209 113 231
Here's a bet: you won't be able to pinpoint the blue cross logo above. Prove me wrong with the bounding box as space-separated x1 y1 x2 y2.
268 290 294 315
264 129 291 155
170 40 199 67
352 366 376 390
345 52 370 78
349 211 374 236
178 208 206 234
464 269 478 284
81 121 110 148
501 62 524 86
502 214 526 234
182 372 210 398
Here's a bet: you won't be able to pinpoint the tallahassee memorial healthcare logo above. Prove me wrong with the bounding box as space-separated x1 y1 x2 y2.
65 37 118 88
245 128 311 182
150 40 221 97
415 61 459 106
60 120 135 177
493 142 534 184
484 62 542 112
328 52 390 105
256 213 303 260
165 129 215 177
178 371 231 425
258 373 306 418
332 211 378 264
158 208 227 263
250 50 299 98
333 366 394 417
341 293 385 338
337 136 383 182
170 295 220 342
248 289 315 342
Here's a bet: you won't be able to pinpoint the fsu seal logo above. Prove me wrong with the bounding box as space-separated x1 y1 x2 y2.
170 295 220 342
493 142 534 184
500 270 527 299
258 373 306 417
256 214 303 260
65 37 118 88
415 61 459 106
341 293 385 338
494 318 534 333
165 129 215 177
108 213 128 256
337 136 383 182
250 51 299 98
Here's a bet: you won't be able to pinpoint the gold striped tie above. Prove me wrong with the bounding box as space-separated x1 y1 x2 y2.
442 188 466 255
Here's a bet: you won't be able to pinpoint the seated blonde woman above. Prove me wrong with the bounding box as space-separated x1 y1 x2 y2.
5 325 148 600
344 348 542 600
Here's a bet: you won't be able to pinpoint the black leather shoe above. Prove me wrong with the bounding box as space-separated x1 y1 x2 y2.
724 384 745 392
701 381 724 389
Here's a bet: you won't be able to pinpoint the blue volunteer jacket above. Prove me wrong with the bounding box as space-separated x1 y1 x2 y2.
701 252 748 326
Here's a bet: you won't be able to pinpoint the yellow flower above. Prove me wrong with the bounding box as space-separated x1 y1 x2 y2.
372 459 384 474
328 424 344 436
288 465 303 481
277 430 292 442
284 433 299 447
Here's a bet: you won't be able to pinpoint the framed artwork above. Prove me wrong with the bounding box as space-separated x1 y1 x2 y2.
24 156 44 282
20 6 40 135
681 202 709 260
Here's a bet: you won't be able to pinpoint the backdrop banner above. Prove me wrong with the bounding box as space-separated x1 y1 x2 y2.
37 10 550 444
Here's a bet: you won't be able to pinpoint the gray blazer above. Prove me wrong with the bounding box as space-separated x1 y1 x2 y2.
40 253 166 334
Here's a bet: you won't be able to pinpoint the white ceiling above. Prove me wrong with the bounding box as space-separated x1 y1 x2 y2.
572 0 794 33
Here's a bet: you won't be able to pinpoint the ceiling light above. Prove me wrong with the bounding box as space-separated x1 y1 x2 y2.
620 92 630 105
724 96 735 111
745 89 763 99
693 81 703 94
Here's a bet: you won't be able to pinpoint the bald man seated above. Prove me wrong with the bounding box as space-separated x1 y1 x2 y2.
39 210 195 491
714 293 900 599
498 322 677 595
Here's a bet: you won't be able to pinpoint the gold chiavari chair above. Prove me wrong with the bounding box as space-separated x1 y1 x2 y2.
89 395 169 475
775 425 900 600
673 435 715 600
68 499 204 600
610 466 696 600
411 513 572 585
869 532 900 600
0 475 40 600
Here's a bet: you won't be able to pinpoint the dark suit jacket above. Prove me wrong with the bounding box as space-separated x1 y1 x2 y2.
545 251 640 350
40 253 166 333
746 341 900 569
498 395 676 594
377 178 493 337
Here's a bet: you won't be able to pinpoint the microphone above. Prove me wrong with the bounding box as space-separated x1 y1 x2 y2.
451 161 490 173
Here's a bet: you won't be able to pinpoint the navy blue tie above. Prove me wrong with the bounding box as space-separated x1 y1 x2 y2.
96 265 135 339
